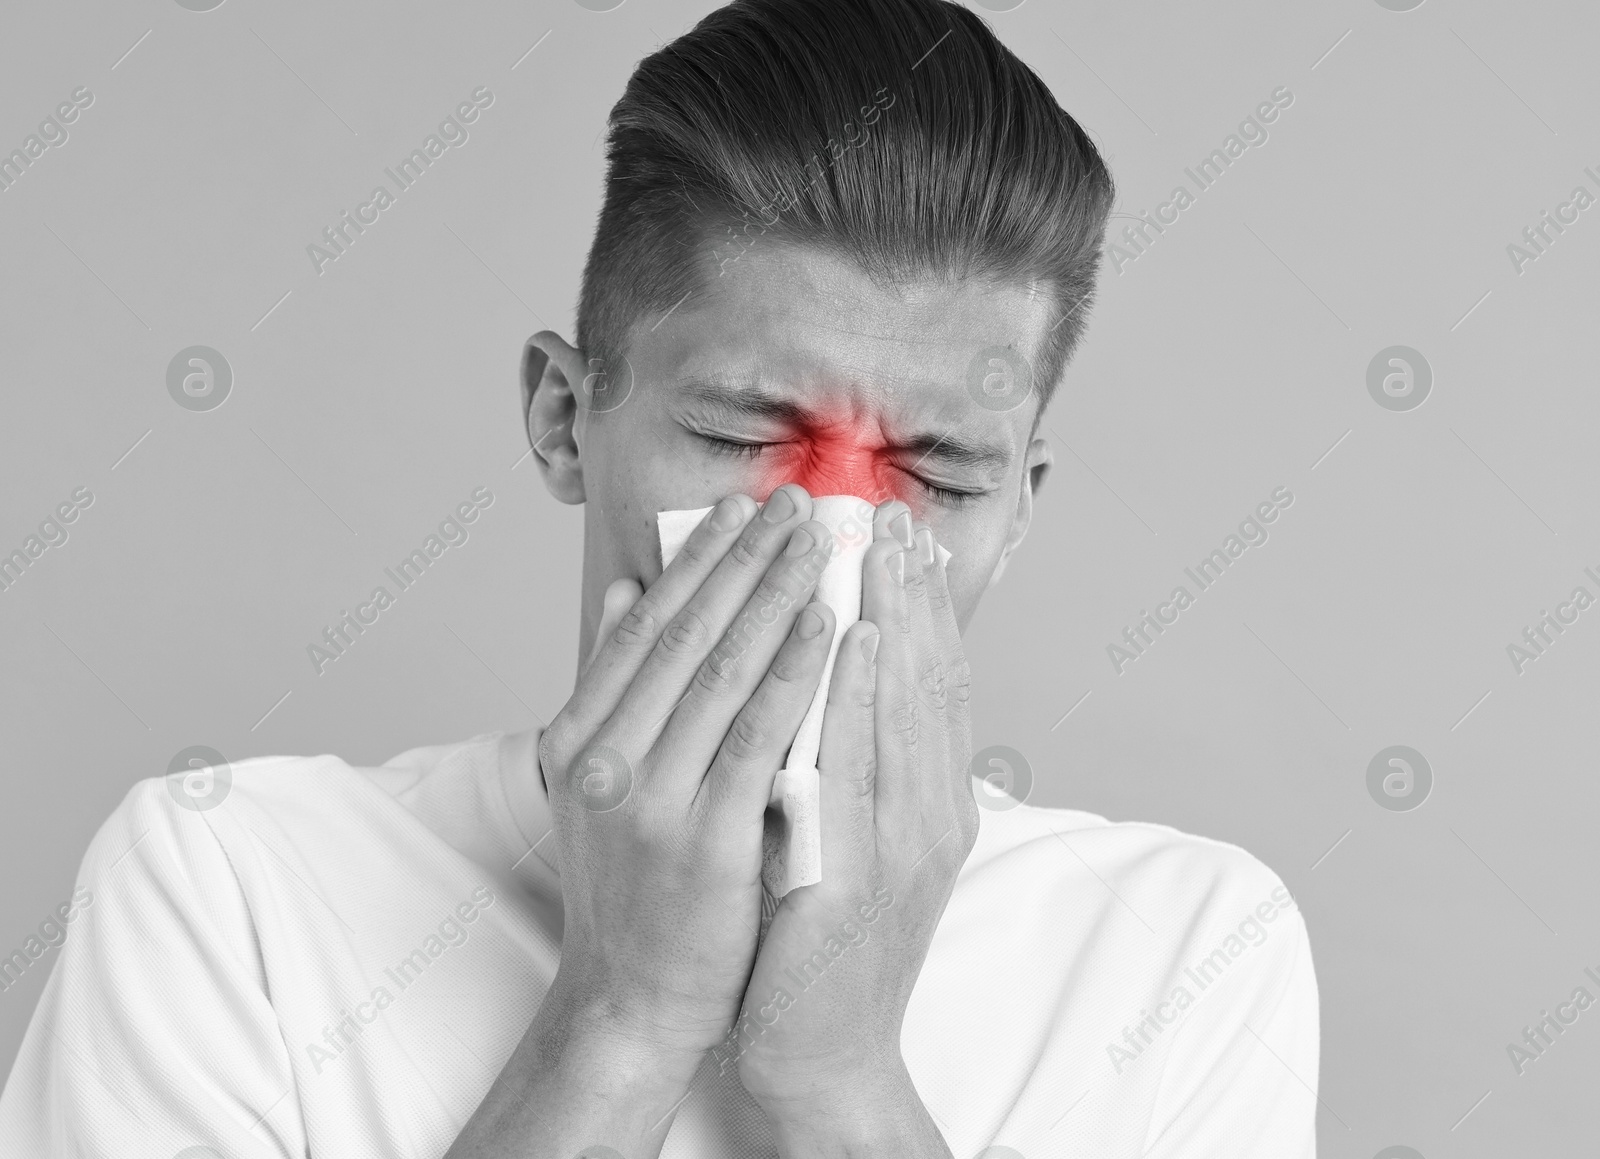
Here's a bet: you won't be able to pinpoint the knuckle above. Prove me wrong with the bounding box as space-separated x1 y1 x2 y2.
659 610 709 655
614 603 659 648
692 651 737 696
720 710 768 765
839 752 876 800
751 573 796 617
765 643 810 688
726 534 765 572
672 534 709 571
537 728 567 786
948 658 973 707
891 697 920 746
718 611 760 660
917 656 948 709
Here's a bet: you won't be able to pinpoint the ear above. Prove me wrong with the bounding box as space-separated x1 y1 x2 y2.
521 330 588 505
987 435 1053 590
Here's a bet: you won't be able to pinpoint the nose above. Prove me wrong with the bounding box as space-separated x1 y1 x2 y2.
753 421 910 509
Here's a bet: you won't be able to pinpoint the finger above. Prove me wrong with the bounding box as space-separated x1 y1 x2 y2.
872 500 917 567
880 512 948 720
814 620 882 863
913 519 973 801
574 494 758 736
911 520 949 634
584 577 643 673
873 501 934 639
861 501 926 824
610 486 813 738
653 516 835 770
699 600 839 821
911 519 963 708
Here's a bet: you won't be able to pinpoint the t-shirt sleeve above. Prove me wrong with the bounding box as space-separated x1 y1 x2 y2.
1141 894 1321 1158
0 778 307 1157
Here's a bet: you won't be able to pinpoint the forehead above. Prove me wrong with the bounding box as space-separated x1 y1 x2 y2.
627 240 1054 425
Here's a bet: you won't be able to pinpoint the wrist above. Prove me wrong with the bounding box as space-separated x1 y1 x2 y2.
535 972 710 1099
755 1060 949 1158
742 1046 908 1126
449 981 712 1158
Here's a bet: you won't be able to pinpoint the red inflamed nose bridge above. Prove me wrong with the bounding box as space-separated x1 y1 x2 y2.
749 416 920 514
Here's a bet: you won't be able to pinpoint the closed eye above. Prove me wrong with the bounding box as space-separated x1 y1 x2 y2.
695 433 782 461
893 469 982 508
692 429 984 507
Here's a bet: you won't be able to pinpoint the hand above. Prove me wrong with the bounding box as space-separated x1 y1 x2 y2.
731 500 977 1153
449 485 842 1157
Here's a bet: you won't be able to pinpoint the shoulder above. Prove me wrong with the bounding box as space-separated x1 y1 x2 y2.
84 750 373 865
939 790 1316 1028
963 795 1298 933
98 730 509 846
75 732 509 911
927 792 1317 1086
915 792 1317 1129
60 753 352 951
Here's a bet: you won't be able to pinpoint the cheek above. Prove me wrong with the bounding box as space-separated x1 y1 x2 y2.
940 502 1021 631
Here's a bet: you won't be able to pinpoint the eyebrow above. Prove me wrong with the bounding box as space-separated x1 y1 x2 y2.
677 377 1013 472
680 377 810 426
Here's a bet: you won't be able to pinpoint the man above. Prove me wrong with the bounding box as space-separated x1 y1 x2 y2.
0 0 1318 1155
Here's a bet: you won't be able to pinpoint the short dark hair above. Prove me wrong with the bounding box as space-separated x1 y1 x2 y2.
576 0 1114 410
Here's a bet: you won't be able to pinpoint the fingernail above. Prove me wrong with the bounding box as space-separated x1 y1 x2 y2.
887 550 906 585
889 511 914 550
859 627 880 664
761 488 796 523
710 497 747 531
797 606 825 639
915 527 935 568
784 526 815 557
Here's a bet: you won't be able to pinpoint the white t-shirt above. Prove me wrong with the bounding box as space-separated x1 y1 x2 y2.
0 730 1319 1157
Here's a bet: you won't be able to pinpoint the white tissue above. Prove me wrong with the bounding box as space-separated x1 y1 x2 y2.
656 495 951 900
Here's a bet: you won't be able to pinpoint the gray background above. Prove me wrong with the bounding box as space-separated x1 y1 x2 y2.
1 0 1596 1155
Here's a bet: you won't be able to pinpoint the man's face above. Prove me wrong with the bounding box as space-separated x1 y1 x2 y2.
531 240 1058 657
